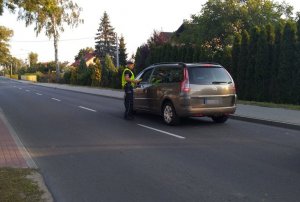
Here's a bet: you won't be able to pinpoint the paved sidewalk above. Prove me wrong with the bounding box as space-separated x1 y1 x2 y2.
232 104 300 130
12 79 300 130
0 111 28 168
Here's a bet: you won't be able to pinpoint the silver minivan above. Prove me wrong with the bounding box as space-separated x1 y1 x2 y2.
134 62 237 125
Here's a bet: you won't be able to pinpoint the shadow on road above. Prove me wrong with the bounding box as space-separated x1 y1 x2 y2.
135 112 218 127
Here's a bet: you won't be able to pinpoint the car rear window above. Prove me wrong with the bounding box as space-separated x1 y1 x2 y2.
188 66 232 85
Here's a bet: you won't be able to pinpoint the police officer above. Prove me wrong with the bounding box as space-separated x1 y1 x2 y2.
122 59 141 120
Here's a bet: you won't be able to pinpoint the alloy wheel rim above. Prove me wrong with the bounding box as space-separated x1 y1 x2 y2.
164 105 173 123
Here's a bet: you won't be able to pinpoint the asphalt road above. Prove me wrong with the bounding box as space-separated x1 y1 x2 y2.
1 77 300 202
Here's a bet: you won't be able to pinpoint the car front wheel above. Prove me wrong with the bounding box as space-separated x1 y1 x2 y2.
211 115 229 123
162 102 179 125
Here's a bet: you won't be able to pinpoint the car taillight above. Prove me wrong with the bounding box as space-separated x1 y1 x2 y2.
231 84 236 93
181 67 190 93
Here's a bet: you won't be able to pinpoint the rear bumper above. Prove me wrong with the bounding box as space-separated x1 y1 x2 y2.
177 105 236 117
175 94 237 117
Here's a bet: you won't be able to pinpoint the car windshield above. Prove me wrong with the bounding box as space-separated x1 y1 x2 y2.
188 66 232 85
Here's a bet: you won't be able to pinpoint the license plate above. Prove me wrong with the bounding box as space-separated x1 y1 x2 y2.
204 98 221 105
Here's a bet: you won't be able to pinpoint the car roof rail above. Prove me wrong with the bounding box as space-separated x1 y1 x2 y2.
152 62 186 66
151 62 221 66
196 62 221 65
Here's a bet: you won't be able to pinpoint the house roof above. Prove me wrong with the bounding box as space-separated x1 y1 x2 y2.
158 32 173 42
174 22 198 36
72 52 95 67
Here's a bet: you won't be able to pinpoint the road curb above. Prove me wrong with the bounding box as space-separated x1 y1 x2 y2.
9 78 123 100
230 114 300 131
30 83 124 101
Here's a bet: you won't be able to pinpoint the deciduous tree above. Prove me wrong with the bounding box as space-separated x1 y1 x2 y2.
16 0 83 82
0 26 13 64
28 52 38 67
189 0 292 54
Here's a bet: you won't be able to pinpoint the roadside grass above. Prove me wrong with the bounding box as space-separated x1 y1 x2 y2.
0 168 43 202
238 100 300 111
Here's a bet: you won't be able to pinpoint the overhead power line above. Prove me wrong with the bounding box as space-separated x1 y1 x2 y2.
10 37 94 43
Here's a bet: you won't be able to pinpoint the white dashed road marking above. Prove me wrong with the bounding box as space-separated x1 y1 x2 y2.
51 98 61 102
78 106 97 112
36 93 43 96
137 124 186 139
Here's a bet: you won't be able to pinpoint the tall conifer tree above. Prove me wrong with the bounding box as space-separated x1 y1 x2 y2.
163 44 172 62
271 24 283 103
171 46 179 62
91 58 102 87
255 27 268 101
245 26 260 100
296 18 300 104
118 36 127 67
95 11 117 63
237 30 250 100
232 33 242 81
278 22 297 104
192 46 201 62
135 44 150 72
265 24 275 102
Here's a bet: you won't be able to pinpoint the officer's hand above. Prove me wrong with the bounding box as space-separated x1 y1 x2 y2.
135 79 142 83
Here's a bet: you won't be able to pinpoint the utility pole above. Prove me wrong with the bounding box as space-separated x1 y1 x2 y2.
116 33 119 68
10 63 12 77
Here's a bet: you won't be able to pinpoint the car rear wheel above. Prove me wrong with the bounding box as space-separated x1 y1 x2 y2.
162 102 179 125
211 115 229 123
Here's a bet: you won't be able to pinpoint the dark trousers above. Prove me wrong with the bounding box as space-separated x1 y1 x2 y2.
124 83 134 118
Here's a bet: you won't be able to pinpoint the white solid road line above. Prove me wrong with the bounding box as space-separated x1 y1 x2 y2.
51 98 61 102
137 124 186 139
36 93 43 96
78 106 97 112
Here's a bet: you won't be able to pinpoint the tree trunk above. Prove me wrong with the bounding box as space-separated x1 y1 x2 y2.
52 15 60 83
54 32 60 82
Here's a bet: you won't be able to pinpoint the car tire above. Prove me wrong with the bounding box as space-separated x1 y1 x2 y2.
162 102 179 125
211 115 229 123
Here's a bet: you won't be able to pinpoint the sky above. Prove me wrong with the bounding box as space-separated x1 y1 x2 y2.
0 0 300 64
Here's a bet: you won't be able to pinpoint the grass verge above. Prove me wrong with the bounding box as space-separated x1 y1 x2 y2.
238 100 300 111
0 168 44 202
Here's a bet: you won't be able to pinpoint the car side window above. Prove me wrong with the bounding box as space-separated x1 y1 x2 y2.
139 69 153 83
150 66 183 84
168 67 183 83
151 67 168 84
